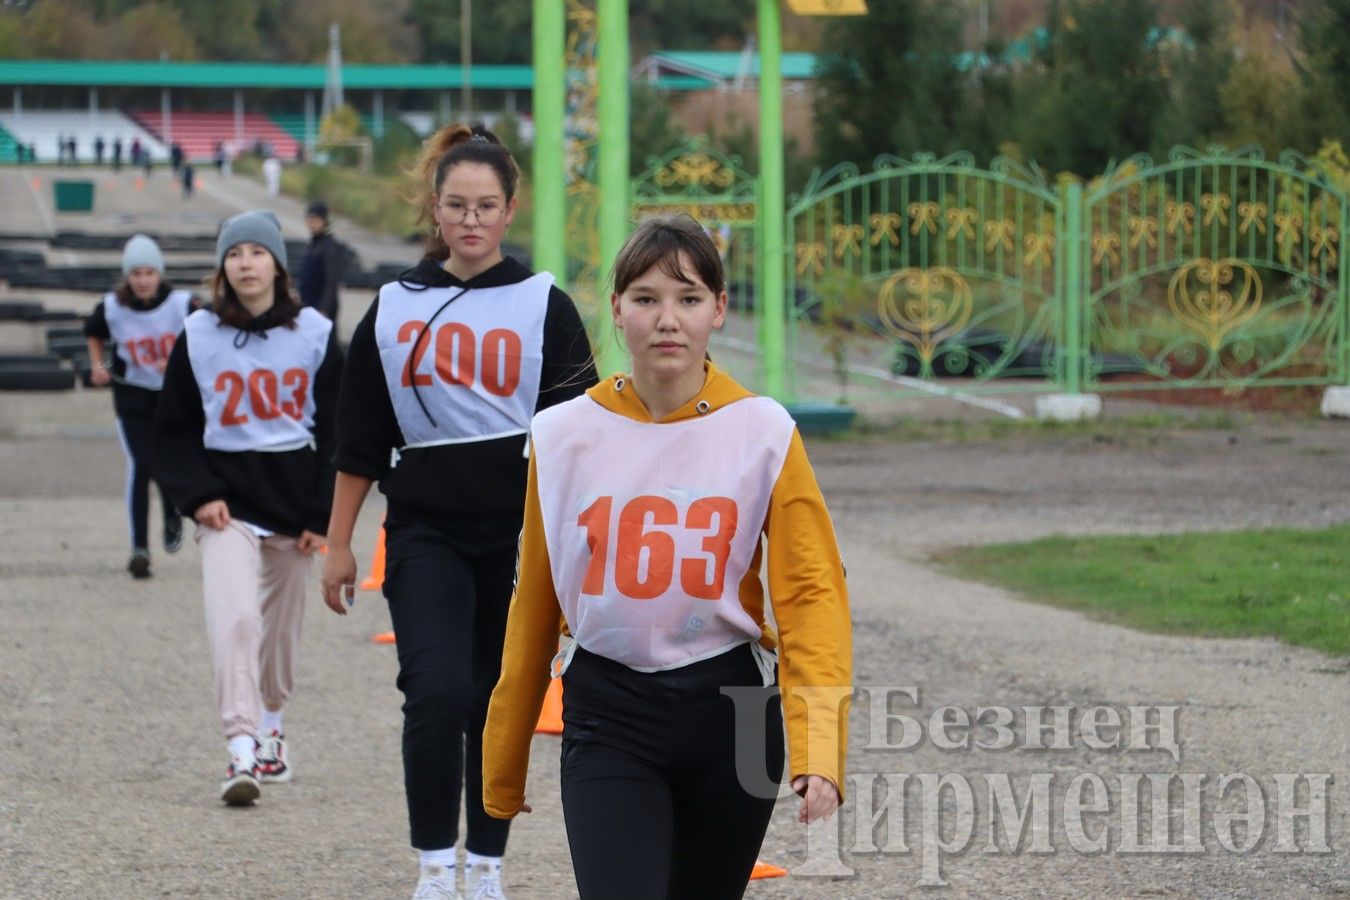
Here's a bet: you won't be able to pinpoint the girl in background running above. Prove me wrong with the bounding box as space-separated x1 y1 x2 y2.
84 235 194 578
320 123 596 899
483 214 852 900
155 210 343 806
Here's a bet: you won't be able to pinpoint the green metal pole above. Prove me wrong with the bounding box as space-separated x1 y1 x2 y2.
758 0 787 401
531 0 565 283
594 0 630 377
1340 199 1349 384
1062 181 1083 394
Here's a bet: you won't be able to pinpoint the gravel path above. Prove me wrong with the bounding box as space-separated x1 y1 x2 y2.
1 386 1346 898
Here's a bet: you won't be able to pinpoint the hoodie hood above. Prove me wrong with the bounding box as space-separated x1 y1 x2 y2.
585 361 756 424
401 254 537 290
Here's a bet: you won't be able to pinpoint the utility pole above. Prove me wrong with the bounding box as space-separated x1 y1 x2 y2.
461 0 473 121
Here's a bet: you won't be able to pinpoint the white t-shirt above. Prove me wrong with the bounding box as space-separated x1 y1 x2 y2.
102 289 193 390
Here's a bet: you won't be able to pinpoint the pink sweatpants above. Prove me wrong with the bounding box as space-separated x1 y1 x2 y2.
197 521 311 740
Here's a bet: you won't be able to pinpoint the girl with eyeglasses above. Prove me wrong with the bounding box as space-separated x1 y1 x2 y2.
320 123 597 900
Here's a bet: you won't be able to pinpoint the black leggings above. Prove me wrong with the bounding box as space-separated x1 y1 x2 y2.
383 520 514 854
560 644 785 900
115 413 174 551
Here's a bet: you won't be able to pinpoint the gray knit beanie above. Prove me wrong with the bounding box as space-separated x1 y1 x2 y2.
122 234 165 275
216 209 288 271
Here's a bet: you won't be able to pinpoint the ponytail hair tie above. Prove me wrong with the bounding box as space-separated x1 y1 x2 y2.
470 134 491 144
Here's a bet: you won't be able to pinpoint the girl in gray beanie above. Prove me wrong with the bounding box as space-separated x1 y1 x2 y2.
154 208 344 806
83 234 196 578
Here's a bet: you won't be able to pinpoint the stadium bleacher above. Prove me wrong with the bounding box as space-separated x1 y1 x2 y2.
0 111 169 163
132 110 300 162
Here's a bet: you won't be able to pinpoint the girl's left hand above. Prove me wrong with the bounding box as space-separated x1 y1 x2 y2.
296 531 326 557
791 774 841 824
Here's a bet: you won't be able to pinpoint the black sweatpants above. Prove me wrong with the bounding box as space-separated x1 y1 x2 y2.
560 644 786 900
383 520 514 854
115 412 174 551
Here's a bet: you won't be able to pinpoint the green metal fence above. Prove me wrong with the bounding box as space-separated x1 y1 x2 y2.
783 147 1350 403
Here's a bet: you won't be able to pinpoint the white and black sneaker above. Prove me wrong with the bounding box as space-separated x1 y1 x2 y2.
163 516 183 554
256 730 291 783
220 758 261 806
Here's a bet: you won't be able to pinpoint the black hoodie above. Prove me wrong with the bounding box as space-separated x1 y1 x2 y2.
333 255 597 536
154 305 344 537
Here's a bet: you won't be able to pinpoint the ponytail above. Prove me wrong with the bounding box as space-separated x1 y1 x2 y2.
411 122 521 260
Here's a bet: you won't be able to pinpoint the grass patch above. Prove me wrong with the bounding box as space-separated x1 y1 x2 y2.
835 409 1248 443
937 526 1350 655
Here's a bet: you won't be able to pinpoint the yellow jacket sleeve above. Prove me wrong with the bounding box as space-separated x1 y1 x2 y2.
765 429 853 796
481 454 562 818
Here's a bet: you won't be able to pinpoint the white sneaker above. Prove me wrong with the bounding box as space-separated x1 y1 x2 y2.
256 730 291 783
465 863 506 900
412 864 463 899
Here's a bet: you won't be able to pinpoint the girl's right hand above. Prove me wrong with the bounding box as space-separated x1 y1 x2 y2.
194 500 230 531
320 544 358 616
89 366 111 386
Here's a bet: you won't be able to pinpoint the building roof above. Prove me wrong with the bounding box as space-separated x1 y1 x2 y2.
636 51 820 85
0 60 535 90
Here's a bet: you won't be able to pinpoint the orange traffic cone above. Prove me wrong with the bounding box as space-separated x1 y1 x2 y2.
750 860 787 880
359 524 386 590
371 630 396 644
534 678 564 734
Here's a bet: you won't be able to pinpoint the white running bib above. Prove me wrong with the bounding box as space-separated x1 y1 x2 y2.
374 274 550 448
103 290 193 390
184 307 332 452
531 395 795 671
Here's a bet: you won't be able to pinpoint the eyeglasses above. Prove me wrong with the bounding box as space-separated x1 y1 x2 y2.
439 201 504 226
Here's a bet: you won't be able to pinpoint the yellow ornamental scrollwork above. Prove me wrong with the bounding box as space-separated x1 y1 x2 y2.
1275 211 1303 247
795 242 826 276
1238 201 1267 235
653 152 735 189
984 219 1015 252
1165 200 1196 235
1023 233 1055 267
1091 233 1121 266
1200 193 1231 226
1167 257 1262 351
832 224 864 260
876 266 973 364
1128 216 1158 249
1310 225 1339 264
869 212 901 247
908 201 940 236
945 207 978 241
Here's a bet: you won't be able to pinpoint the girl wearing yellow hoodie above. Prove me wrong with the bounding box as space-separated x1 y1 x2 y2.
482 214 852 899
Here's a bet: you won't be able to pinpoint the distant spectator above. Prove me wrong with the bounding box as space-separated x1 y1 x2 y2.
181 163 195 199
262 155 282 196
131 138 143 168
170 143 184 173
299 201 344 321
142 148 153 178
56 133 65 165
27 143 36 163
67 137 77 165
94 136 106 166
112 137 123 172
213 142 226 175
294 143 306 165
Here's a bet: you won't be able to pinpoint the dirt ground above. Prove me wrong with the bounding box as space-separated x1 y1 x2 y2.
1 166 1347 898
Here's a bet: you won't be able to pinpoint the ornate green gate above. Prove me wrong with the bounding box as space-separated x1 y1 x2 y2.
1082 146 1348 391
630 139 758 318
782 146 1350 403
786 152 1065 401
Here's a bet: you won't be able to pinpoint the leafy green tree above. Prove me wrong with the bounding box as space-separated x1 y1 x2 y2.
106 3 199 60
1286 0 1350 149
1153 0 1236 152
629 81 687 176
1013 0 1168 175
812 0 972 166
